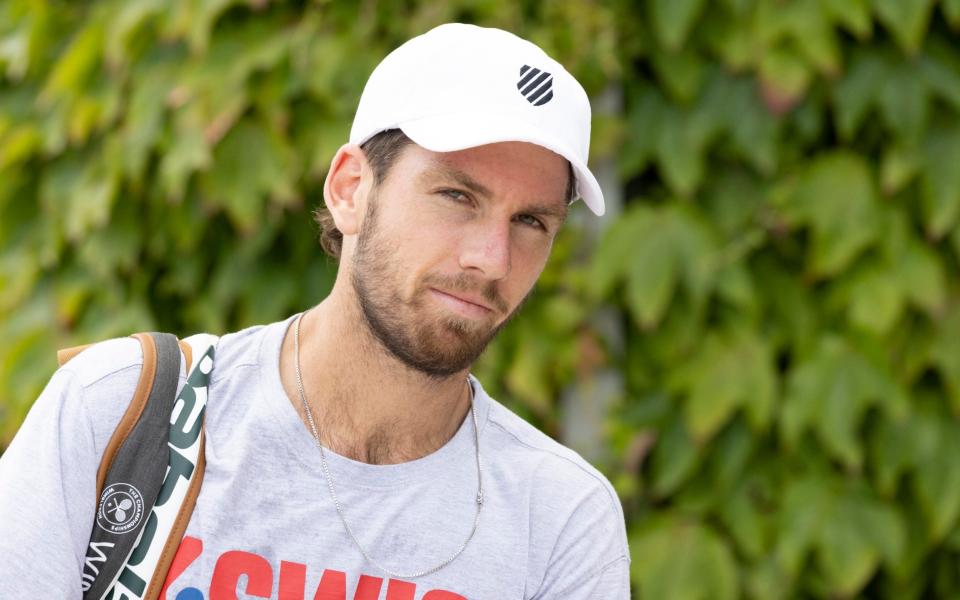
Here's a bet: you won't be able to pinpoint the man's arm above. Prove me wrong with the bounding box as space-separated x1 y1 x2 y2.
527 467 632 599
540 555 630 599
0 336 149 597
0 368 98 597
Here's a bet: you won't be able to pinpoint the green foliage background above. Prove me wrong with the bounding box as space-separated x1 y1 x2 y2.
3 0 960 597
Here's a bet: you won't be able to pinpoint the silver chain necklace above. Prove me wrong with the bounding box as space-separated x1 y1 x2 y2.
293 310 484 579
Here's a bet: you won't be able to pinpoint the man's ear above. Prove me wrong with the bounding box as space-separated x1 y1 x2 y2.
323 144 371 236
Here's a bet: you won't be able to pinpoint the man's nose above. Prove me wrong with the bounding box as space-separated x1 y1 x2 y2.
459 220 512 281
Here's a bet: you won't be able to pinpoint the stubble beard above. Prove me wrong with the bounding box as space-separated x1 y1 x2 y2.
350 192 529 380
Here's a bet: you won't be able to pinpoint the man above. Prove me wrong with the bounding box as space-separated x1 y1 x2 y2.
0 23 629 598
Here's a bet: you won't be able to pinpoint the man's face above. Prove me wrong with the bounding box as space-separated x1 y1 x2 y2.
348 141 570 379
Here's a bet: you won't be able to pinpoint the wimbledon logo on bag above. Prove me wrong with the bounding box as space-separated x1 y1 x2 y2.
96 483 145 534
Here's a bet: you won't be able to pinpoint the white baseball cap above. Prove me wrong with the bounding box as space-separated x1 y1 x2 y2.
349 23 605 216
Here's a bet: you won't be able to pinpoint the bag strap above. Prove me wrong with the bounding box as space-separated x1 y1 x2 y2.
76 333 182 600
59 337 194 502
104 334 218 600
62 332 213 600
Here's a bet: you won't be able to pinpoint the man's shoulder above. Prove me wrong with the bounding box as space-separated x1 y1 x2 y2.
59 336 146 389
205 320 277 382
59 318 280 386
480 392 631 584
483 395 620 503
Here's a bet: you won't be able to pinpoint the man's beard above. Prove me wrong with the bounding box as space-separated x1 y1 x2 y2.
350 194 530 380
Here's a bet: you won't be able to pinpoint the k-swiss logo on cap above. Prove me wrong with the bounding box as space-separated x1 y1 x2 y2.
517 65 553 106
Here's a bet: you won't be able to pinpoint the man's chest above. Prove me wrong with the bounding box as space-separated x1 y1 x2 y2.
158 455 529 599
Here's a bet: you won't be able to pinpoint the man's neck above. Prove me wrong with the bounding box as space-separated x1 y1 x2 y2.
278 296 473 465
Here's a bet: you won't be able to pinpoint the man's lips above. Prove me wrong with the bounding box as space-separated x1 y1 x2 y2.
429 288 494 317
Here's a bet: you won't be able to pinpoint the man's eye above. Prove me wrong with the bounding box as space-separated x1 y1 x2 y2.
517 214 546 230
441 189 470 203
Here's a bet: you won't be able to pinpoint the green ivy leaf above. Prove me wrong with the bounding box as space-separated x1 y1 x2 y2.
504 322 554 418
776 474 905 595
820 0 872 39
0 123 41 169
159 112 211 202
871 0 936 54
650 45 704 104
626 233 679 329
671 331 776 442
912 412 960 542
702 8 753 70
648 0 707 50
897 239 946 314
932 308 960 415
621 206 716 329
590 205 653 301
945 0 960 27
769 0 841 74
920 119 960 238
632 514 739 599
779 152 880 278
758 46 812 108
879 59 930 144
781 336 907 469
654 103 717 196
120 62 174 186
618 86 662 180
843 263 904 335
867 414 928 498
879 145 920 195
650 416 702 497
705 73 779 174
200 118 296 233
41 18 104 101
819 488 905 595
776 474 831 577
833 50 885 140
720 476 771 560
103 0 164 68
920 39 960 113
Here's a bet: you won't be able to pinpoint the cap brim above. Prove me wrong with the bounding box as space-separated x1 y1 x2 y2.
395 112 605 217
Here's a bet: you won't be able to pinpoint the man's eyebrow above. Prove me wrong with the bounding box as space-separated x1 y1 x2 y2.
524 201 569 223
422 163 569 222
422 163 494 198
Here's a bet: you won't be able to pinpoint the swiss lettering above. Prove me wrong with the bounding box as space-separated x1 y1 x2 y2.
355 575 385 600
385 579 416 600
423 592 468 600
278 561 307 600
171 537 467 599
159 536 203 600
210 550 273 599
314 569 346 600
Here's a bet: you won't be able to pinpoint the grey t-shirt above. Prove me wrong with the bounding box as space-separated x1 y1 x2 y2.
0 314 630 599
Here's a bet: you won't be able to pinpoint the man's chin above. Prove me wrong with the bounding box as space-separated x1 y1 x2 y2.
402 326 496 376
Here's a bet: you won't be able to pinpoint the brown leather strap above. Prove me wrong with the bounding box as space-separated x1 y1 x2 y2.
143 428 206 600
177 340 193 374
94 333 158 499
57 343 93 367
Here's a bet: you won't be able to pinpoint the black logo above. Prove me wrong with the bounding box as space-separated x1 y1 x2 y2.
517 65 553 106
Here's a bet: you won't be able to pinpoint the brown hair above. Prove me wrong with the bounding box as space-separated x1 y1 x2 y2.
312 129 577 260
313 129 413 259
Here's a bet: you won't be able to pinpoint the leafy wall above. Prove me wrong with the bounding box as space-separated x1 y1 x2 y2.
2 0 960 597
